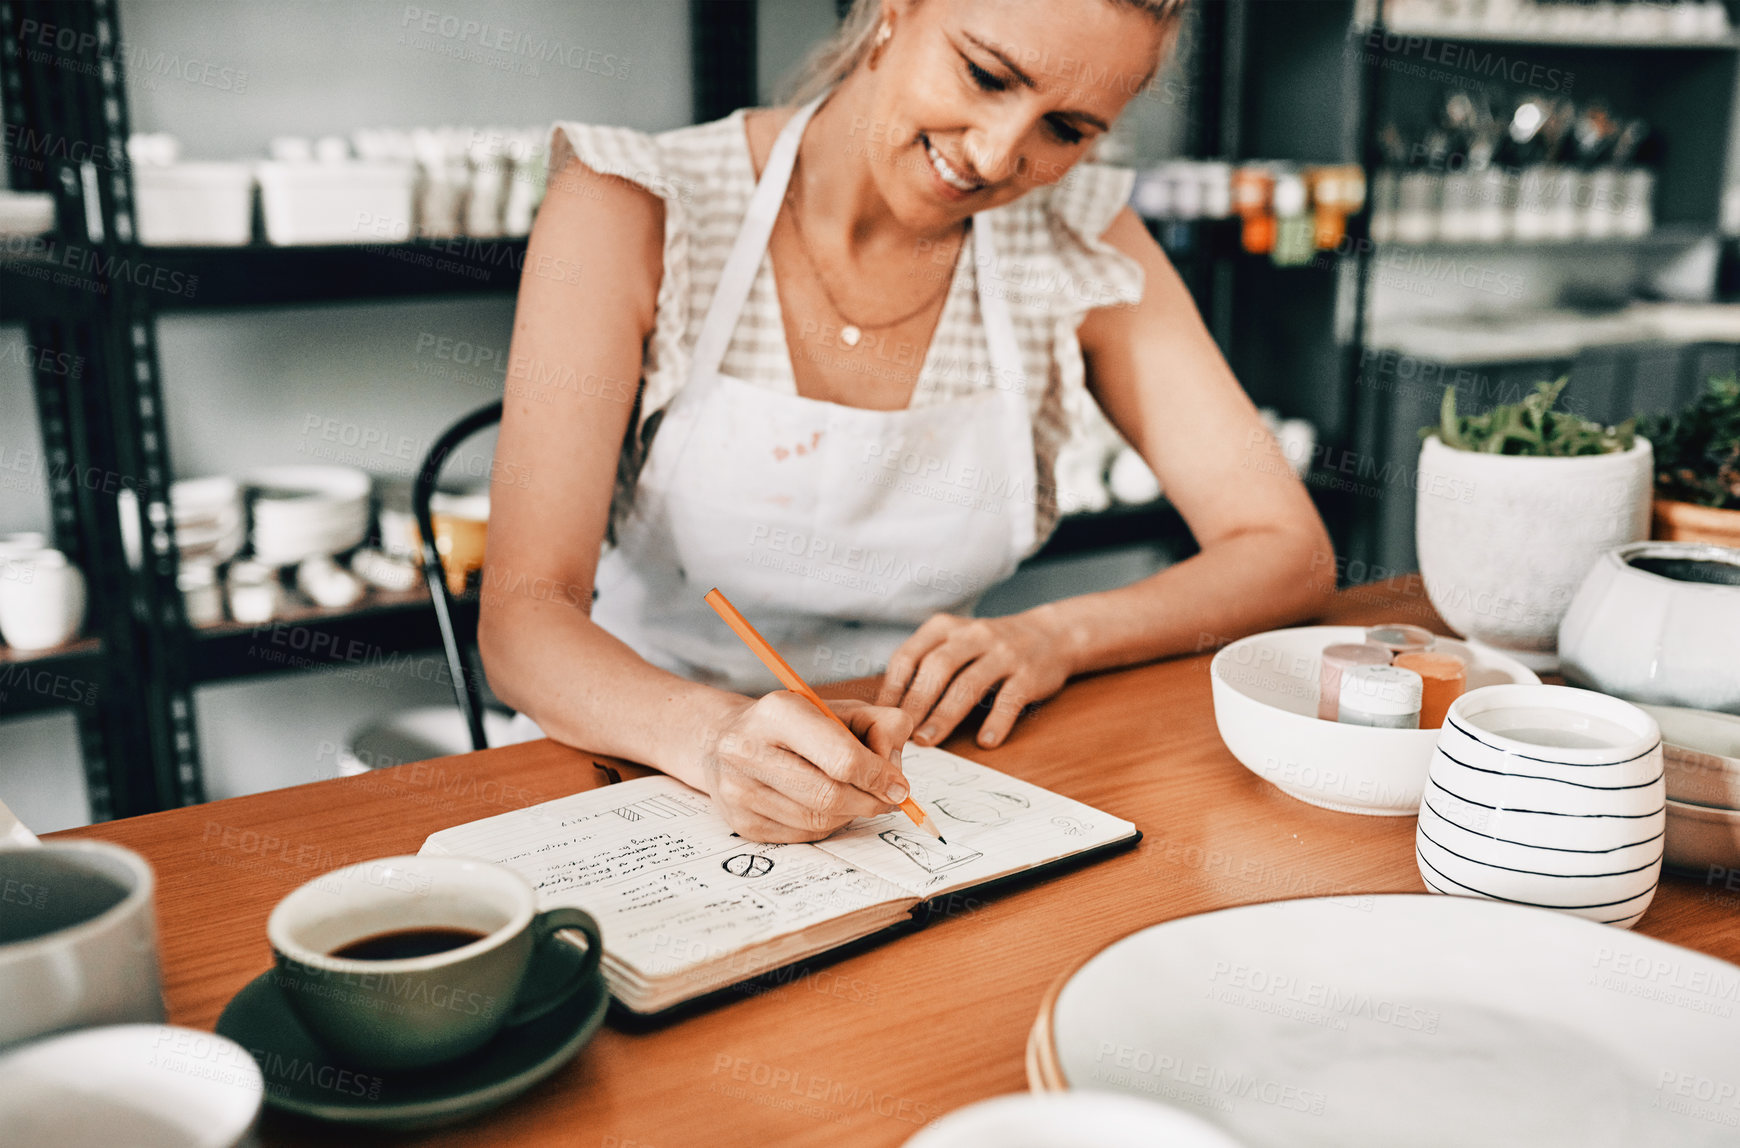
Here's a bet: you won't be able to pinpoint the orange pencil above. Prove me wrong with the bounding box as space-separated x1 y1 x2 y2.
703 587 945 841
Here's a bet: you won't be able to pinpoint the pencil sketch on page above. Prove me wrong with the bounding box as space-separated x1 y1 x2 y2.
878 829 983 874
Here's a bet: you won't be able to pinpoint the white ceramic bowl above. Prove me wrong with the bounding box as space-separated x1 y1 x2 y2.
246 465 371 566
0 1023 261 1148
1417 684 1665 928
1558 541 1740 714
903 1093 1246 1148
1664 800 1740 873
1636 703 1740 809
1210 626 1540 816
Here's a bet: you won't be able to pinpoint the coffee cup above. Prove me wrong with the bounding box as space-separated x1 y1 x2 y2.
0 547 87 650
0 841 167 1049
266 855 601 1071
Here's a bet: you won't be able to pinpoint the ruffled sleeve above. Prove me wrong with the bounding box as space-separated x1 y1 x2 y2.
1034 161 1146 319
546 121 694 441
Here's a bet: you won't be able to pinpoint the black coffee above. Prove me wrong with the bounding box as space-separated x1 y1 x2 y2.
330 926 486 961
1628 556 1740 587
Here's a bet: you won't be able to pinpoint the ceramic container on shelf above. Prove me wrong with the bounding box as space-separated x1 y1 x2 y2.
1417 684 1665 928
1415 435 1653 672
0 547 87 650
1558 541 1740 715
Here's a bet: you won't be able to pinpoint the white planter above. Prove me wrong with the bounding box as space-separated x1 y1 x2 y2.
1558 541 1740 714
1415 435 1652 670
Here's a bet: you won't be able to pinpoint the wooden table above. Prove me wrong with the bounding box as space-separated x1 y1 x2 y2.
54 578 1740 1147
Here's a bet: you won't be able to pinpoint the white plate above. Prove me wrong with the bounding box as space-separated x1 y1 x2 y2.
1041 895 1740 1148
1211 626 1540 815
904 1092 1246 1148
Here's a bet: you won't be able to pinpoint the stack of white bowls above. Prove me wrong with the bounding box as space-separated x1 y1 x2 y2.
169 477 246 568
245 466 371 568
1639 703 1740 875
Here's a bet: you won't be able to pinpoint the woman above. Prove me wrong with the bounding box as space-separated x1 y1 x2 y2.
482 0 1335 842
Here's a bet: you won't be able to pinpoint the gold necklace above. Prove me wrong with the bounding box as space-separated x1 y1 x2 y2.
782 170 964 348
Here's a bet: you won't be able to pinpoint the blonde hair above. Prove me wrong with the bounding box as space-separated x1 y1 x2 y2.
781 0 1190 105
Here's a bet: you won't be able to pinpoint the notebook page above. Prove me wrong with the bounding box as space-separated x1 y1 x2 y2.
813 746 1136 899
420 776 914 983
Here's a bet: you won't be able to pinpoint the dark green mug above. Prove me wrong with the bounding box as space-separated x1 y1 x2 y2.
266 855 601 1071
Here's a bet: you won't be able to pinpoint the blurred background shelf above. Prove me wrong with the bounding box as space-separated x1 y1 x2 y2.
142 239 529 311
188 585 476 685
1369 28 1740 49
0 637 104 717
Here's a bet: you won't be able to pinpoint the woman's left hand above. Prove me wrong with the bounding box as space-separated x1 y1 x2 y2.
876 610 1075 750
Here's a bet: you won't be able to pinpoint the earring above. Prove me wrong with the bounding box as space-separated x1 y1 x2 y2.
867 19 893 69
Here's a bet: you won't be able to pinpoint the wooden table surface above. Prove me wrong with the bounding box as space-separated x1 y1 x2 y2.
53 577 1740 1147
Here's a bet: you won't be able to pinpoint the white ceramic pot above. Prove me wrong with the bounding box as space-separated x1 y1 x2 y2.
1417 684 1665 928
1415 435 1652 671
0 547 87 650
1558 542 1740 715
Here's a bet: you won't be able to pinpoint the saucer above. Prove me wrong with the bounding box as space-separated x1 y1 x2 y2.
216 940 607 1131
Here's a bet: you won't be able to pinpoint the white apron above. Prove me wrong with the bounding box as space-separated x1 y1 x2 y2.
589 93 1037 696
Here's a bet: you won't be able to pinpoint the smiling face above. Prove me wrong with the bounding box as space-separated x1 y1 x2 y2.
854 0 1170 227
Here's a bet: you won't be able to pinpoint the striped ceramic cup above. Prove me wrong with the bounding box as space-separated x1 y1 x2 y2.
1416 683 1665 929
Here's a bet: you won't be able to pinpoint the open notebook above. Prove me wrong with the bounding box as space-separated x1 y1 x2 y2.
421 745 1138 1015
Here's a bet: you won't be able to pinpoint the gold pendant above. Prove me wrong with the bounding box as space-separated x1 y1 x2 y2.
840 324 862 347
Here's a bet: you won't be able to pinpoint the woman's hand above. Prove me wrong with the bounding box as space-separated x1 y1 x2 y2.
877 609 1075 750
700 693 914 844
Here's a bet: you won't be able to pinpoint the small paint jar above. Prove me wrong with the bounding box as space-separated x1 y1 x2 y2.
1318 642 1393 721
1394 650 1467 730
1338 664 1423 729
1366 623 1436 659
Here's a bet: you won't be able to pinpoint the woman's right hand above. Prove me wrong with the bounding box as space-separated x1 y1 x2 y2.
699 693 914 843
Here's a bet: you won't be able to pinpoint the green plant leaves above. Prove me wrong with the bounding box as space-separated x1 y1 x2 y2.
1419 377 1636 458
1640 375 1740 509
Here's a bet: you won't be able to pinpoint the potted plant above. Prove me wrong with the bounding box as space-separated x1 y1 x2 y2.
1415 378 1652 671
1641 375 1740 548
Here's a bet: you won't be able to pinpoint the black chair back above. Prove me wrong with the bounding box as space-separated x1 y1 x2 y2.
412 401 503 752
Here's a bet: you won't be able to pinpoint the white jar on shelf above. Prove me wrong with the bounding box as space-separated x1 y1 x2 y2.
132 163 255 246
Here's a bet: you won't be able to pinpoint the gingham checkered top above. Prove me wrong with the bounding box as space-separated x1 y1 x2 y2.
549 110 1145 553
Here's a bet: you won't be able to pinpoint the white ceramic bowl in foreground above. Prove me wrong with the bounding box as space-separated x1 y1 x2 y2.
1636 703 1740 809
1664 800 1740 874
0 1023 262 1148
1418 684 1664 928
1210 626 1540 816
903 1092 1246 1148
